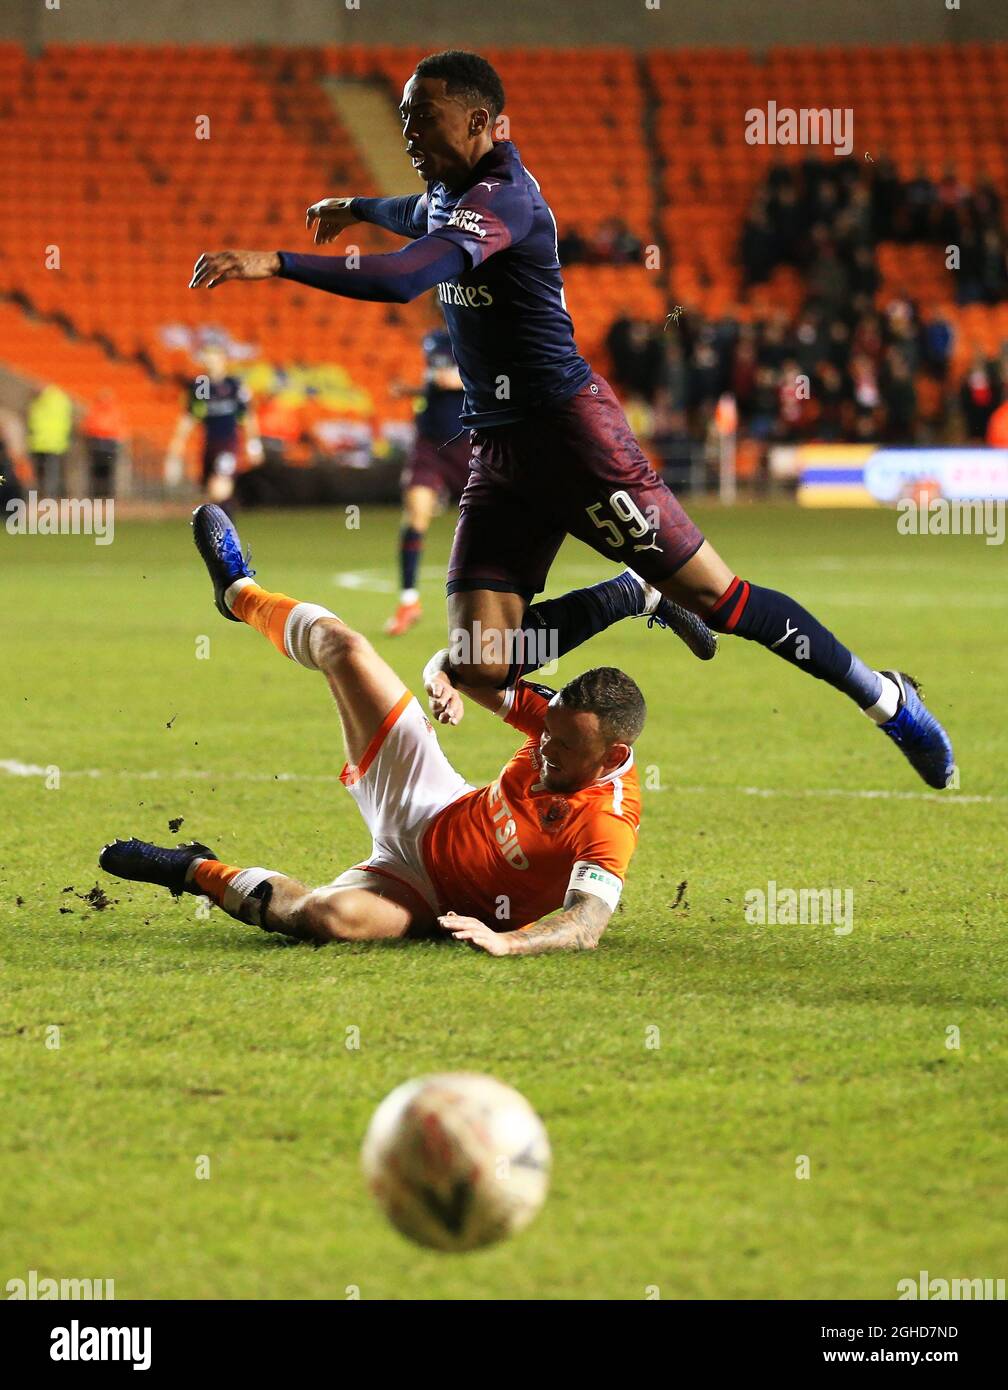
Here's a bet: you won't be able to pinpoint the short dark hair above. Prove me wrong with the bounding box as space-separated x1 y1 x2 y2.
414 50 506 120
558 667 647 746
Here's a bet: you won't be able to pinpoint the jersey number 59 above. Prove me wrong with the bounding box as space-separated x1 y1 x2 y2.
586 492 661 553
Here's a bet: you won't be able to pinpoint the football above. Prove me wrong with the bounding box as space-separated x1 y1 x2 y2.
361 1073 552 1251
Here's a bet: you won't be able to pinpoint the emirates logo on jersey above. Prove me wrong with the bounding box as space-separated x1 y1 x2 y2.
437 281 494 308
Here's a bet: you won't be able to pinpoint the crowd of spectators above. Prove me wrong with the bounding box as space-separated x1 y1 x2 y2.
606 300 1008 464
599 157 1008 469
741 155 1008 307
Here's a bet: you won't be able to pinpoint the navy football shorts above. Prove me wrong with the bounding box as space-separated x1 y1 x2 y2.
446 372 704 600
402 433 471 502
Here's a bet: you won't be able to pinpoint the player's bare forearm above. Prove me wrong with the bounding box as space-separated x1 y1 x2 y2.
424 646 505 723
506 892 612 955
439 895 610 956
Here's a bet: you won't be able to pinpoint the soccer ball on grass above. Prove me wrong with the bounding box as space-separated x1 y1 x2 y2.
361 1072 551 1252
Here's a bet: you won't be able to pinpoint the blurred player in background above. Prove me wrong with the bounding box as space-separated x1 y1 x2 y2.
386 323 469 635
165 346 262 508
189 49 954 789
26 383 73 498
81 388 125 496
255 387 303 467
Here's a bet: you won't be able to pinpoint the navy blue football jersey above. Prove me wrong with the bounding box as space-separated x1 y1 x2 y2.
416 142 592 427
186 375 249 444
415 328 464 443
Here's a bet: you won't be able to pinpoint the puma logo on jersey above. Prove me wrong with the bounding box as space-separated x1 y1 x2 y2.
447 207 486 237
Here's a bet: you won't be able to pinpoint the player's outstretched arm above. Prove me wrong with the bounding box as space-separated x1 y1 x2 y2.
277 235 466 304
440 893 612 956
508 892 613 954
190 237 466 305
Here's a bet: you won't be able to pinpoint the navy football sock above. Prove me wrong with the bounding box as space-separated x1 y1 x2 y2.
708 577 882 709
399 526 423 594
505 571 647 682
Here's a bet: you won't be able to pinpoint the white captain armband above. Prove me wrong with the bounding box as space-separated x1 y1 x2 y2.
565 860 623 912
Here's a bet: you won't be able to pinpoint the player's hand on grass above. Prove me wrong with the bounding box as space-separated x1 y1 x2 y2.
439 913 512 956
426 670 464 726
189 251 281 289
305 197 359 245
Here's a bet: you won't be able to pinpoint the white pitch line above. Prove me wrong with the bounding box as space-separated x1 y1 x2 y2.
1 759 1000 804
0 759 344 784
643 783 997 806
330 567 1006 605
332 570 398 594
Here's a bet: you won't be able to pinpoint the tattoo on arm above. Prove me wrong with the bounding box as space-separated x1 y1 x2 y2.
507 891 612 955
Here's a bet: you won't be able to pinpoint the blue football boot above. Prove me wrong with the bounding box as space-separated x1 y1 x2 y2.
877 671 956 790
629 570 718 661
98 838 217 896
191 503 255 621
647 594 719 661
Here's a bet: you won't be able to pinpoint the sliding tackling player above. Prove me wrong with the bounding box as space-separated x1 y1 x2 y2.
99 506 645 955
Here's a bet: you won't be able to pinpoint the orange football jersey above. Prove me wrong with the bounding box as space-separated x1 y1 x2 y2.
421 682 641 929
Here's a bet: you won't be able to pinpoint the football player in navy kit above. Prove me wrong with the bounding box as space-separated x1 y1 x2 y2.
188 50 954 789
166 346 262 508
385 325 469 636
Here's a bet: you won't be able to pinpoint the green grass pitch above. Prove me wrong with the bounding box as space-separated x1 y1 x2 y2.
1 503 1005 1300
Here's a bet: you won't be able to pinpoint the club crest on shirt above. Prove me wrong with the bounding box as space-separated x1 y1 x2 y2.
538 796 571 832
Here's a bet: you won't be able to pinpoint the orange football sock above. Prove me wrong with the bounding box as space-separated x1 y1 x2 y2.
230 583 299 658
191 859 241 906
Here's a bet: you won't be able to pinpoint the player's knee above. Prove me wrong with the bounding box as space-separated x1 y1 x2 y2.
299 887 374 943
310 621 372 674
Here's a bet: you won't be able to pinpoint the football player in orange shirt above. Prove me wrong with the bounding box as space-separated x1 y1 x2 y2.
98 506 645 956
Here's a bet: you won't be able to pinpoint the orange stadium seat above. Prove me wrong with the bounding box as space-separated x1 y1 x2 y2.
1 39 1006 474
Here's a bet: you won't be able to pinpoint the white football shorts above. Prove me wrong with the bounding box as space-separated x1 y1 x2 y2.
333 692 473 914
